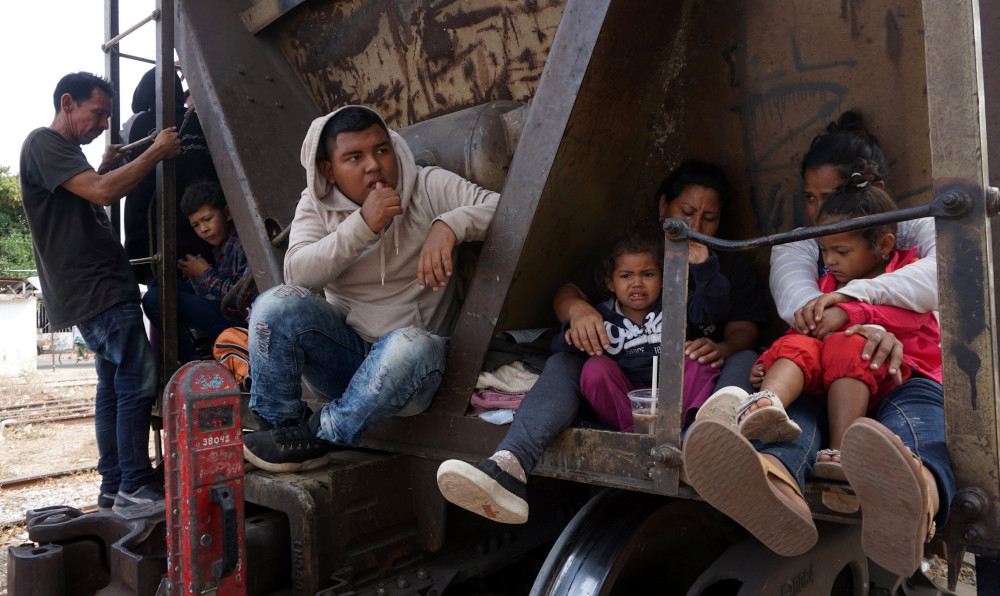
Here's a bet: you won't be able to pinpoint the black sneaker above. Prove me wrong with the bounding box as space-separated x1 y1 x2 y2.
242 411 334 473
113 484 165 511
97 491 117 512
436 459 528 524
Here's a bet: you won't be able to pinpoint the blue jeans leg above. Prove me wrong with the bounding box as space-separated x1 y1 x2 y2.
316 326 448 446
873 377 954 526
496 351 586 474
713 349 760 394
249 285 368 426
77 302 158 493
249 285 447 446
144 279 233 361
756 394 827 493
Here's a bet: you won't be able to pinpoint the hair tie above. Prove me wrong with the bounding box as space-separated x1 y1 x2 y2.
851 171 868 189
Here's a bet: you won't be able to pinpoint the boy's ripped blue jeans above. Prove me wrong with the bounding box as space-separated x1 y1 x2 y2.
76 301 159 494
248 285 448 446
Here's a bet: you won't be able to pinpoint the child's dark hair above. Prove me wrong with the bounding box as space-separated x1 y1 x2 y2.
655 160 733 213
181 181 228 217
317 106 390 162
817 159 897 253
596 233 664 293
801 111 890 183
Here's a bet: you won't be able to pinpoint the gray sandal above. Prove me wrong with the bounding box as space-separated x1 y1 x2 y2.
736 390 803 443
813 448 847 481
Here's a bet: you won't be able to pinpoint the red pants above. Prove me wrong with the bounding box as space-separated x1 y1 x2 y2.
757 332 911 410
579 355 720 431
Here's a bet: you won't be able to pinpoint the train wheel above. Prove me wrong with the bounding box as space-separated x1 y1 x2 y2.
530 490 736 596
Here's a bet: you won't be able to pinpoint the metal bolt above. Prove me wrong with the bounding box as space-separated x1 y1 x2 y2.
962 523 984 543
397 575 409 588
200 534 211 546
416 568 428 580
957 490 988 517
375 585 387 596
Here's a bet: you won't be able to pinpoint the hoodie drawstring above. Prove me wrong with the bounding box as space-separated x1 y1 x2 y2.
378 219 401 286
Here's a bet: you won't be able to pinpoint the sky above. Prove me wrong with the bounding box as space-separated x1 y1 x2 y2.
1 1 162 173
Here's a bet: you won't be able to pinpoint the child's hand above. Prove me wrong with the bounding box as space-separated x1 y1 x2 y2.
793 292 850 335
178 254 210 278
749 362 765 389
812 306 849 337
685 338 723 366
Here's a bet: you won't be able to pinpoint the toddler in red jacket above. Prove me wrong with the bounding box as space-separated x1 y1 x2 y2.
702 159 941 480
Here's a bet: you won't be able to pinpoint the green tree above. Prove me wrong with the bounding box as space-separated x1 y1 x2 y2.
0 166 35 276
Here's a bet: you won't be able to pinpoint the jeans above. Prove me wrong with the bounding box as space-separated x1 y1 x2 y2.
248 285 448 446
76 301 158 493
759 377 955 526
143 279 234 362
713 349 759 394
496 351 586 474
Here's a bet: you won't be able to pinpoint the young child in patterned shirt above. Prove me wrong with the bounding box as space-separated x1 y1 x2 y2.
142 181 258 361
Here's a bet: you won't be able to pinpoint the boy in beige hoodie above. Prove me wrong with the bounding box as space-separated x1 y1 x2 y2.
243 106 499 472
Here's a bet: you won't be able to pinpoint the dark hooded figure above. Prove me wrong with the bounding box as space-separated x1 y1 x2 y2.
124 67 219 283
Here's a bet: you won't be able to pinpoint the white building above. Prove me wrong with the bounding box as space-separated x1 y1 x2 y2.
0 278 38 376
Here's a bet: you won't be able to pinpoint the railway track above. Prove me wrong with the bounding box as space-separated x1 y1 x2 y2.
0 395 95 425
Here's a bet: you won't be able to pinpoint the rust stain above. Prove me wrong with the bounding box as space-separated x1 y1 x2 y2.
275 0 563 127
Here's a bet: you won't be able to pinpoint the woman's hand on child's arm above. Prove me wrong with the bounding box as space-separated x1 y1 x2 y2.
793 292 850 335
178 254 210 278
564 307 609 356
843 324 904 384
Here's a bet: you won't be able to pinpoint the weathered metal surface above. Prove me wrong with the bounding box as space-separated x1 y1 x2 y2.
272 0 564 128
922 0 1000 552
176 0 321 291
156 0 179 392
241 0 310 34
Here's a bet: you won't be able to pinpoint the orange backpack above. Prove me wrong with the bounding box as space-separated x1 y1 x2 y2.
213 327 251 390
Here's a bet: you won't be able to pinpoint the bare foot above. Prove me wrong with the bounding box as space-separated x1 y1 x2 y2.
739 396 773 423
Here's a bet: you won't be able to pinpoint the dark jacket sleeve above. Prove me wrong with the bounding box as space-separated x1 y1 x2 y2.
686 252 731 327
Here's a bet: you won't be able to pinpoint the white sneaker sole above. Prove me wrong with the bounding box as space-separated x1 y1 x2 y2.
243 444 331 473
436 460 528 524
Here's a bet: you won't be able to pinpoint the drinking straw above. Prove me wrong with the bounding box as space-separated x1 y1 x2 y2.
651 356 658 415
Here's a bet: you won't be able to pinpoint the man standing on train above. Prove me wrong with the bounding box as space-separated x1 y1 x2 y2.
20 72 181 511
242 105 499 472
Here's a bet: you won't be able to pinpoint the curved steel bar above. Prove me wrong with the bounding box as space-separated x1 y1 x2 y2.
665 189 975 252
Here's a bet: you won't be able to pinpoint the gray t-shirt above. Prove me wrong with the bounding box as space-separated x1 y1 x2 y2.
20 127 140 329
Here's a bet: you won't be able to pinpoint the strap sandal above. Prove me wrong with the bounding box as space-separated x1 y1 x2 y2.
813 449 847 482
841 418 936 577
695 386 750 425
683 418 817 556
736 390 803 443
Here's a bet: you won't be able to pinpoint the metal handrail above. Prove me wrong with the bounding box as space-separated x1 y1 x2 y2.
663 186 977 251
101 10 159 52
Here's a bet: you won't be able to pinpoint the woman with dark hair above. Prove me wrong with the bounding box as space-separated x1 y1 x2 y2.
683 114 952 578
436 160 768 524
